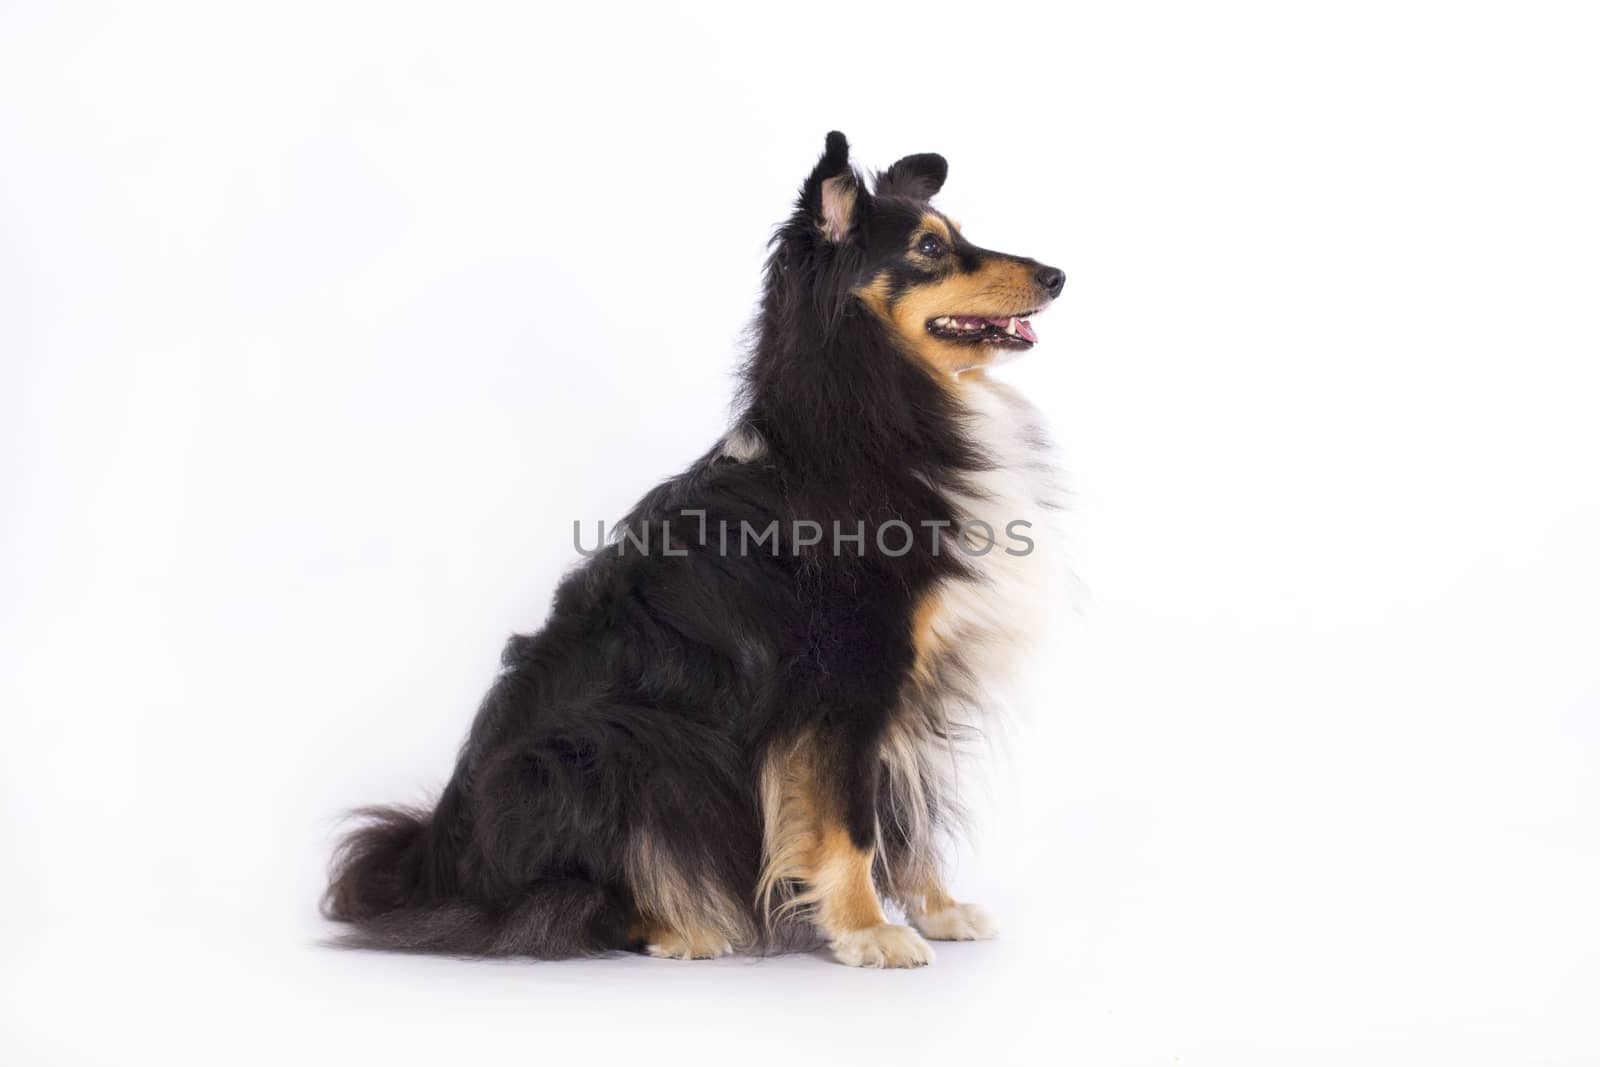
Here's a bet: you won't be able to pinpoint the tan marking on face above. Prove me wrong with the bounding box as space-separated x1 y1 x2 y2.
855 256 1042 377
855 273 893 319
917 213 953 246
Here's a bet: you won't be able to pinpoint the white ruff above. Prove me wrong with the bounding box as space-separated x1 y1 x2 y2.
927 374 1067 691
875 374 1066 897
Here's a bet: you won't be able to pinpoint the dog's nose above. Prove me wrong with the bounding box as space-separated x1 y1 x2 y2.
1036 266 1066 298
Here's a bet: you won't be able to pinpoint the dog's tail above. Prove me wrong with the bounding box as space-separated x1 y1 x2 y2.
322 806 628 958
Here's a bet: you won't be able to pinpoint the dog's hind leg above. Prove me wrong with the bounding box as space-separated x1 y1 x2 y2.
627 913 736 961
474 701 758 959
625 828 753 960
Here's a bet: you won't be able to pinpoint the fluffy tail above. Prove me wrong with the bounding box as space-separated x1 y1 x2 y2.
323 806 628 958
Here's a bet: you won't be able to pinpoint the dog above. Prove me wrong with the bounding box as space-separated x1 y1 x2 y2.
325 131 1066 968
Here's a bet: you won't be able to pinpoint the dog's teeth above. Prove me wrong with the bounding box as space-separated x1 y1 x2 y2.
1005 317 1019 335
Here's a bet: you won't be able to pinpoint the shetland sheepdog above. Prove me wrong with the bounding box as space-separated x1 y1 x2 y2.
325 132 1066 968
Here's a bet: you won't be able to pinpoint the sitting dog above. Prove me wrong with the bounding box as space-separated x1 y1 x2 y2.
325 131 1065 968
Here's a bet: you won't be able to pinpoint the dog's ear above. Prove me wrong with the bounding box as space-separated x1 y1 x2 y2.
875 152 948 201
800 130 867 244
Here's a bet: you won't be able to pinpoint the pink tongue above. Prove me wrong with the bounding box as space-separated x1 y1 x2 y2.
954 315 1039 343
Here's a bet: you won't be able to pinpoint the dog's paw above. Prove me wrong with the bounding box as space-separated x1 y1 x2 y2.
910 901 998 941
830 923 935 968
645 930 734 960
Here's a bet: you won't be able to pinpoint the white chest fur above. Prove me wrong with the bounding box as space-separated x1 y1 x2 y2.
924 375 1067 692
876 376 1066 892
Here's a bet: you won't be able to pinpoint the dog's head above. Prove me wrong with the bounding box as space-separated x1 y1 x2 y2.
780 131 1064 377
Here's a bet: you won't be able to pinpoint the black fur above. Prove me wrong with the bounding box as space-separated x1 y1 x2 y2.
325 132 1058 958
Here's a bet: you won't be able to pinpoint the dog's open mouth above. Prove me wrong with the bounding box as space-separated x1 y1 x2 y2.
925 312 1041 350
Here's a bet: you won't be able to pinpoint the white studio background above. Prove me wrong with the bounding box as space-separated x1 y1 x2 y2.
2 2 1597 1065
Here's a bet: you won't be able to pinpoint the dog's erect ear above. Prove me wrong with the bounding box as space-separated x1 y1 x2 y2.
800 130 866 244
875 152 948 201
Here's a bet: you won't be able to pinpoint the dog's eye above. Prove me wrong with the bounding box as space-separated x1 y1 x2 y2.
917 234 945 257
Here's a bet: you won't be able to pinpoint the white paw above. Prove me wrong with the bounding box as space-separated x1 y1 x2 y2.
910 901 998 941
830 923 935 968
645 931 734 960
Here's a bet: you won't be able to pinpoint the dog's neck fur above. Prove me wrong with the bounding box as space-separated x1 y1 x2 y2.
736 246 984 523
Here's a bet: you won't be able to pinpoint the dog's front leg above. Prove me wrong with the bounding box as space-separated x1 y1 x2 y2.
899 880 999 943
759 732 934 968
810 822 934 968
